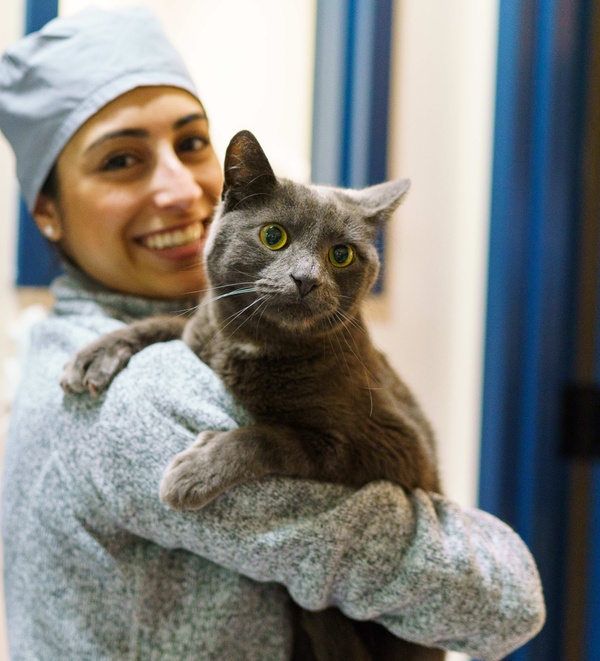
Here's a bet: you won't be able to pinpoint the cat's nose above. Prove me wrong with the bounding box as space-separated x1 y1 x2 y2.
292 276 319 298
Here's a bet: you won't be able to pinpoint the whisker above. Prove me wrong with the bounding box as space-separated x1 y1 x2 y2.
330 314 353 378
254 298 270 341
196 287 258 308
170 307 200 319
231 267 257 279
212 287 257 300
333 312 382 417
336 313 381 383
217 296 267 340
337 309 366 335
325 317 347 375
181 280 256 297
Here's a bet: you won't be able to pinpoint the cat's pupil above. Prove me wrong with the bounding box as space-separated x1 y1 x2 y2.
332 245 349 263
265 226 283 246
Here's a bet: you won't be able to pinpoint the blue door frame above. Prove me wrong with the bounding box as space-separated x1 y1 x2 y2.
480 0 595 659
16 0 60 286
311 0 393 293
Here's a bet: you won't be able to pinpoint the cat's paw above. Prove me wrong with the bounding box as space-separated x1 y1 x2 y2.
60 339 136 396
159 431 234 510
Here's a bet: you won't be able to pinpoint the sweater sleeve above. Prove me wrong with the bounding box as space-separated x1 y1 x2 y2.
66 340 545 661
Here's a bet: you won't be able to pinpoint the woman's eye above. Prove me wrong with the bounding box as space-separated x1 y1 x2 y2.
329 244 355 268
260 224 288 250
178 135 208 153
101 153 138 171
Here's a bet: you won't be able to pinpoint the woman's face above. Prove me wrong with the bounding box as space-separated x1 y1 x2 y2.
35 86 223 299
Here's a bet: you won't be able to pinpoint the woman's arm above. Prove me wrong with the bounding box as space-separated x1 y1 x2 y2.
66 341 544 660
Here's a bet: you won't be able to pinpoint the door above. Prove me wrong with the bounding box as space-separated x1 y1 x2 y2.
479 0 599 659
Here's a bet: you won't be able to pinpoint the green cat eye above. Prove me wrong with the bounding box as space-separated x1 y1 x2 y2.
329 244 355 268
260 224 288 250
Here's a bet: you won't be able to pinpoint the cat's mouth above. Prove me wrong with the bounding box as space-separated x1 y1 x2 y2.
261 294 339 333
136 220 208 251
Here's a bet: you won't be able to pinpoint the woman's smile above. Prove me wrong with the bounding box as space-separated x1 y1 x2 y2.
136 218 211 261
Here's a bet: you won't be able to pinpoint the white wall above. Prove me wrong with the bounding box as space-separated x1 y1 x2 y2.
365 0 499 509
0 5 24 661
0 2 23 426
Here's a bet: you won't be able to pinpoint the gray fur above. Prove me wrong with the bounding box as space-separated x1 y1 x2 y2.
61 130 444 660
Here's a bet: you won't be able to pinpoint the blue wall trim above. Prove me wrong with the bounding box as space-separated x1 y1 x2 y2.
16 0 61 286
480 0 590 658
587 466 600 658
25 0 58 30
311 0 393 188
311 0 393 292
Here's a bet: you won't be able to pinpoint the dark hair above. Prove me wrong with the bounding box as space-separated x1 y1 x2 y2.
40 164 60 200
37 163 66 269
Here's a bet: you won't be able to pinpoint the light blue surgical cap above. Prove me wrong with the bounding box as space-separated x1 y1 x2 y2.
0 7 200 212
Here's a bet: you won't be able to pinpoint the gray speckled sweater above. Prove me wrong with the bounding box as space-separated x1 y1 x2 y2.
1 268 545 660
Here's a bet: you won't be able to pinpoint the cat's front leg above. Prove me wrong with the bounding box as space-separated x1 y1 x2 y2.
160 430 251 509
159 424 315 510
61 316 186 395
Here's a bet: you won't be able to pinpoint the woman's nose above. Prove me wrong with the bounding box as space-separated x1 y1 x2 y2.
152 149 202 210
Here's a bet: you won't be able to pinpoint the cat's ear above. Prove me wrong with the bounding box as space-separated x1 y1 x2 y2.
222 130 277 210
350 179 411 226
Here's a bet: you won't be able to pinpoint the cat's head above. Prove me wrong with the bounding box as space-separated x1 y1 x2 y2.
204 130 409 336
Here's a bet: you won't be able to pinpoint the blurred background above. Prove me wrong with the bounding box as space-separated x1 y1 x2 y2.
1 1 598 659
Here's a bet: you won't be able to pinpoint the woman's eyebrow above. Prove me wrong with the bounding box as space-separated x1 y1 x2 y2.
173 112 207 130
84 128 148 154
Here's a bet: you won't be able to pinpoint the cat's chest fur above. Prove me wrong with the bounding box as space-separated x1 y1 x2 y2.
184 306 374 424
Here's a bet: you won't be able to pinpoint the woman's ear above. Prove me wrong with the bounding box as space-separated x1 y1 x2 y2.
32 193 63 242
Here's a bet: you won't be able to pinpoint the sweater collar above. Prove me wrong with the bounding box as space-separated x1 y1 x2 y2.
51 263 198 322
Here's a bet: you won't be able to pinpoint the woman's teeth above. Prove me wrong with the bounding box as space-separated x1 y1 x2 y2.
142 222 203 250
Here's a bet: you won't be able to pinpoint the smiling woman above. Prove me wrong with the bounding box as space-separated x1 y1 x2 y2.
34 86 223 299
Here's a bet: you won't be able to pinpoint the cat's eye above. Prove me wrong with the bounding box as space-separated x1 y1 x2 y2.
329 244 355 268
260 224 288 250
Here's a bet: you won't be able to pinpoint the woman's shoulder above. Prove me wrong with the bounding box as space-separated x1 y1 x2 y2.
9 313 246 505
103 340 248 433
19 301 248 449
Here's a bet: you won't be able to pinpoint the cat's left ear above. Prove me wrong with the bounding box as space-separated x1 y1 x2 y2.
351 179 411 227
221 130 278 210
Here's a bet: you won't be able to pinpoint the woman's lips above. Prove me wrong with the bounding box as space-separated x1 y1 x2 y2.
138 220 205 249
136 220 208 261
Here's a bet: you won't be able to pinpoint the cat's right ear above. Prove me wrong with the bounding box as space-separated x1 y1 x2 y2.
222 130 277 210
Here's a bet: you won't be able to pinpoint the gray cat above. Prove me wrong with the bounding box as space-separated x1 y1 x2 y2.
62 130 444 660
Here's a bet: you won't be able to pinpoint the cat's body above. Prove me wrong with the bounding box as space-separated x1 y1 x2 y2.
177 303 439 495
62 130 444 660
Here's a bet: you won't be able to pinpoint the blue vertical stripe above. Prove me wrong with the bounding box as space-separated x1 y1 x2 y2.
16 0 61 286
341 0 357 188
311 0 348 187
585 257 600 658
25 0 58 31
481 0 589 659
311 0 393 188
479 0 534 533
588 465 600 658
311 0 393 292
517 0 554 541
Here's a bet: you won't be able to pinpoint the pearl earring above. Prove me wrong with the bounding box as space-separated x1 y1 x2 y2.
44 225 55 239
